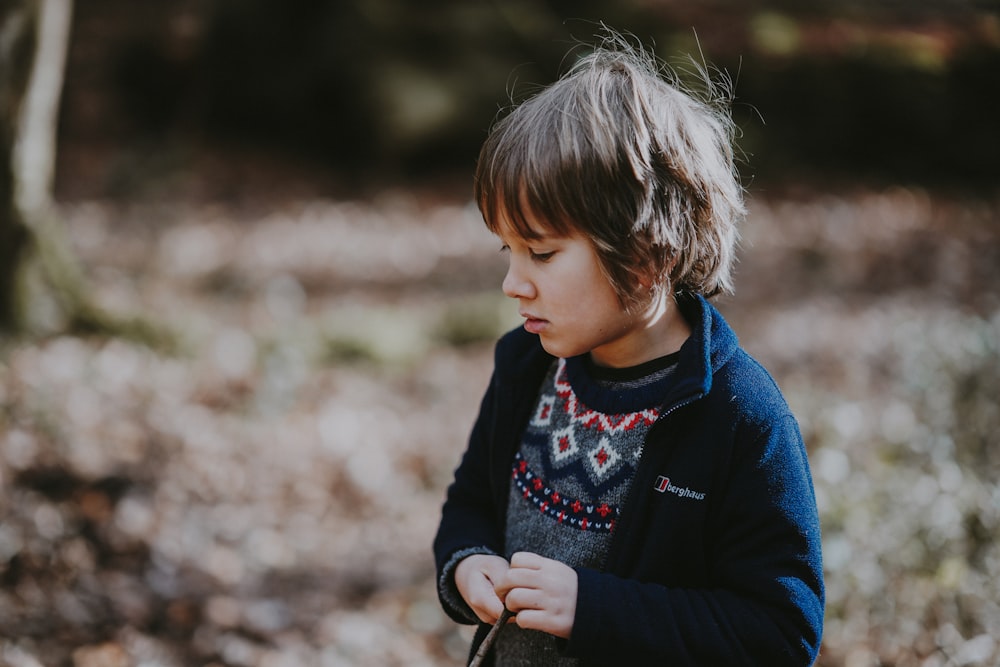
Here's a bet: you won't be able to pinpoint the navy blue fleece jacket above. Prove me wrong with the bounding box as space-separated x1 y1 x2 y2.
433 294 825 665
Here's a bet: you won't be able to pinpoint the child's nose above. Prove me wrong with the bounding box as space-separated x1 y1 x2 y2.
502 263 535 300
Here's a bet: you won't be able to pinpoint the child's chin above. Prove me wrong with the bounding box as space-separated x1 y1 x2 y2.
537 336 559 356
538 338 581 359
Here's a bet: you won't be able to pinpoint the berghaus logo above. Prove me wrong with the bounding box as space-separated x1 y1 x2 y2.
654 475 706 500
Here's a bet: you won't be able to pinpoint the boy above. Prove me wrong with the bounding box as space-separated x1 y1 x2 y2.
433 37 824 666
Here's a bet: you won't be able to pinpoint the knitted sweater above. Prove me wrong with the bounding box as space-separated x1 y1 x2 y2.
497 354 679 665
433 294 825 666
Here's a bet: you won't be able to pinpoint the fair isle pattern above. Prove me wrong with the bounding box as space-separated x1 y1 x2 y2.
511 359 662 533
511 452 617 533
552 359 660 433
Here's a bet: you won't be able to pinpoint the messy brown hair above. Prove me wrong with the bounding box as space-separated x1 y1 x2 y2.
474 34 745 309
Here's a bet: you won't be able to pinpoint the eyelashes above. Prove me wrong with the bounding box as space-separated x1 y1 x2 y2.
499 245 554 262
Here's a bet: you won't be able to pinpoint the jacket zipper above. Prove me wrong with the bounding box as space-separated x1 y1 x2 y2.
599 391 704 573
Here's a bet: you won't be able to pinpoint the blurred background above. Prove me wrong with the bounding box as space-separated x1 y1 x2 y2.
1 1 999 665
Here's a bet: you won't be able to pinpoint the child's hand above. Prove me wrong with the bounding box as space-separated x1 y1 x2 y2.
455 554 510 624
495 551 578 639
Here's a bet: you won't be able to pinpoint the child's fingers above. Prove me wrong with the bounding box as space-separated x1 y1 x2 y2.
502 585 546 613
474 555 511 584
511 608 567 637
455 554 511 624
501 552 569 592
494 565 535 596
480 597 508 624
472 569 509 622
509 551 546 569
496 552 552 597
467 582 506 624
493 563 550 603
494 552 578 639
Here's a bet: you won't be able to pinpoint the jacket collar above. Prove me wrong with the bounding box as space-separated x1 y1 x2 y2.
665 293 739 409
495 293 738 408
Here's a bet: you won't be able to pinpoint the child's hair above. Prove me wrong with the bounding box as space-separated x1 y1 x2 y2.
474 34 746 307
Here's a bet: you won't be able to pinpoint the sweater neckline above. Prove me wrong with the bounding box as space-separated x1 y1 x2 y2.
563 352 680 415
581 350 681 382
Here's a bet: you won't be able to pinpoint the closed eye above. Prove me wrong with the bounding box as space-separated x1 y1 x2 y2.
530 250 555 262
498 244 553 262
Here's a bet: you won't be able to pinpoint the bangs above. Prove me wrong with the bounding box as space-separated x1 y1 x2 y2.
477 175 581 243
474 78 620 242
476 148 583 243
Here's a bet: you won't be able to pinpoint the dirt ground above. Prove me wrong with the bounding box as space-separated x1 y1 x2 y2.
1 183 999 666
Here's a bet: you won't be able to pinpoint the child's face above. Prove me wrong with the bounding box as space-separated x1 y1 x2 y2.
497 216 654 368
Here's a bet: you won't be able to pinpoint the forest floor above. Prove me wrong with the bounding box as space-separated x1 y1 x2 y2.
1 180 999 666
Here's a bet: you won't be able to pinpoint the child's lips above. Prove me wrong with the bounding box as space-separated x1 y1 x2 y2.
521 313 547 334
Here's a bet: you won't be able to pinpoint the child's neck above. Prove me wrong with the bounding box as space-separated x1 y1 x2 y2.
589 294 691 369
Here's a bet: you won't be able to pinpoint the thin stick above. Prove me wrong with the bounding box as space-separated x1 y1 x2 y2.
469 608 513 667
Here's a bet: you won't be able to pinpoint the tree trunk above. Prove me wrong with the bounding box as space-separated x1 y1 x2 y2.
0 0 38 332
2 0 169 346
16 0 72 214
10 0 85 336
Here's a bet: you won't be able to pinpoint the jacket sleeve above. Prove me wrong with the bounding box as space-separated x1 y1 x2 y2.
432 371 507 624
566 414 825 666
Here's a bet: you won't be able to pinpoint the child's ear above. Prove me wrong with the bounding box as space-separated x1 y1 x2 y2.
635 257 666 290
635 254 677 298
627 261 652 291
